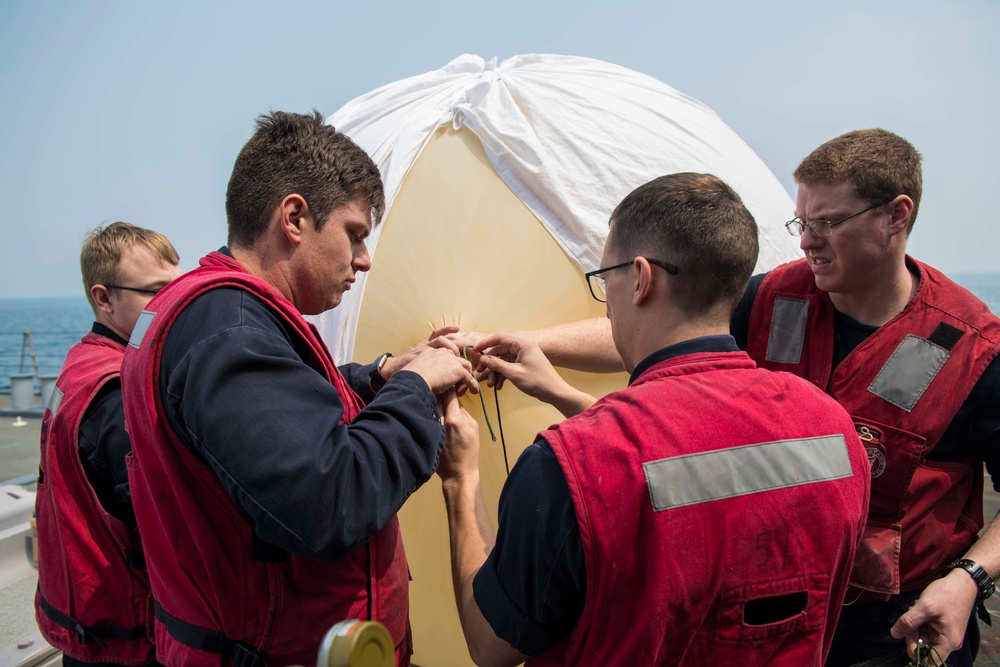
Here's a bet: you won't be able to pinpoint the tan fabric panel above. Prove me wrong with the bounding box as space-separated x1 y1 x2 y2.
353 126 627 666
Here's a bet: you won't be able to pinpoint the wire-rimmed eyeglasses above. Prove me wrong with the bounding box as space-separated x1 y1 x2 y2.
784 200 893 238
585 258 679 303
103 284 163 296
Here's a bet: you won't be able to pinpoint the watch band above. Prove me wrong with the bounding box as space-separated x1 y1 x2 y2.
369 353 392 391
948 558 996 602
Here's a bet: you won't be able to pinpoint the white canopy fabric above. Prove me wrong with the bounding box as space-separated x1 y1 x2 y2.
316 53 798 363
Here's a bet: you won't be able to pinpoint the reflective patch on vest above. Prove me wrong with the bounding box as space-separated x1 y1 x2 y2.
129 310 156 350
47 386 64 417
867 335 949 412
765 297 809 364
643 434 852 511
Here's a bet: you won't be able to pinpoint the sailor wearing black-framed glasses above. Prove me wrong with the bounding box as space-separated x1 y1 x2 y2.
102 284 165 296
584 257 679 303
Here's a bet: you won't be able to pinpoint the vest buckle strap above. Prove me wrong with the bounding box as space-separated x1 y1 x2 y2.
232 642 267 667
73 623 107 650
155 601 269 667
38 590 143 650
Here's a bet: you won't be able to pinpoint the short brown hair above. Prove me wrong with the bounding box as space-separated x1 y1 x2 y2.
794 129 922 233
607 173 758 317
225 110 385 248
80 222 179 307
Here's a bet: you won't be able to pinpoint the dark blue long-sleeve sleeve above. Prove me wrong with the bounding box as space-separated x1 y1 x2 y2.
159 288 445 561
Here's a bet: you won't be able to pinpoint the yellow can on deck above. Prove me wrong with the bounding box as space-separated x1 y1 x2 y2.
316 620 394 667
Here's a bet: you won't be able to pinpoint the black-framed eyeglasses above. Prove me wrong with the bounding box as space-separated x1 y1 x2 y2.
785 199 894 238
103 284 163 296
585 258 679 303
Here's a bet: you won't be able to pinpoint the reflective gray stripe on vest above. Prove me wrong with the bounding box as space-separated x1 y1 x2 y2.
765 297 809 364
867 334 949 412
46 386 64 417
643 434 852 511
129 310 156 350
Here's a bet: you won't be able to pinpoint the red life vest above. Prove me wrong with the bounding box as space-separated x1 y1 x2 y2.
121 251 411 667
747 257 1000 600
532 351 870 666
35 332 154 665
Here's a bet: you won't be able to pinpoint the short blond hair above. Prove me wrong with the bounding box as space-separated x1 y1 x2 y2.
794 129 922 233
80 222 179 307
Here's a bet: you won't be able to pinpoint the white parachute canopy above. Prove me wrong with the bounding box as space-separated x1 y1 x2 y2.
308 54 801 666
315 53 798 363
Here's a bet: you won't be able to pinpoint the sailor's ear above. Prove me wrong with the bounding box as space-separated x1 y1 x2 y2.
633 257 654 306
277 194 309 244
91 285 114 315
886 195 914 238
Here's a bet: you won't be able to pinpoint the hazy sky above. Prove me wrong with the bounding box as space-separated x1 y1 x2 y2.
1 0 996 298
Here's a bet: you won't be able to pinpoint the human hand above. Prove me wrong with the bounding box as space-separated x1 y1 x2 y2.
435 388 481 482
443 330 495 383
381 325 463 380
446 330 489 355
474 333 596 417
401 346 478 397
889 569 978 663
472 333 556 394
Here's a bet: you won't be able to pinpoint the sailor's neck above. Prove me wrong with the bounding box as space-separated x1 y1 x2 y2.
829 265 920 327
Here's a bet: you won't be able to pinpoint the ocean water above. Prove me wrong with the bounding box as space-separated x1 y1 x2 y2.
0 296 92 393
1 273 999 393
952 273 1000 312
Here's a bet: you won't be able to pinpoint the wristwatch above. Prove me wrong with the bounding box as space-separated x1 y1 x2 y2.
947 558 996 602
948 558 996 626
369 353 392 391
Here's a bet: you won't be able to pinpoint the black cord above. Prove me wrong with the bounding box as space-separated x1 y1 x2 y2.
494 387 509 475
